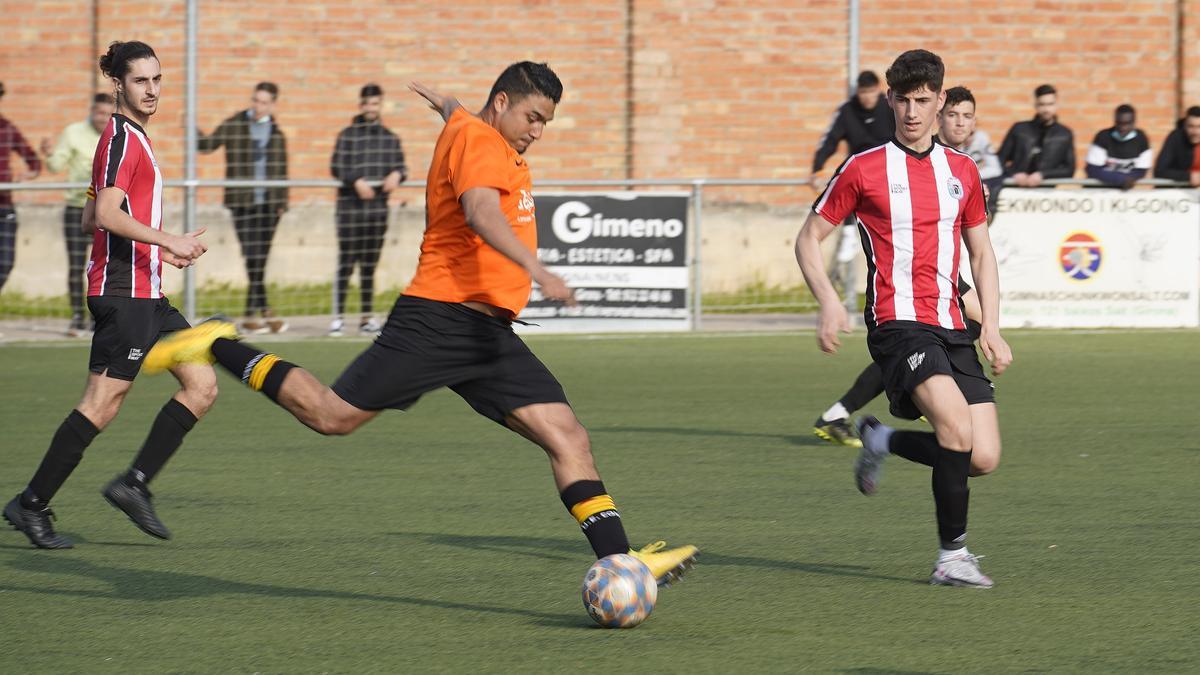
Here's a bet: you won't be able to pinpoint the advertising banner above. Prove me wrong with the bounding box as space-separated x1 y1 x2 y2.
520 193 691 333
991 188 1199 327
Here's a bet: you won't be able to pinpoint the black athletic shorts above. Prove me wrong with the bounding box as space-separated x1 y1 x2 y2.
867 320 994 420
331 296 569 425
87 296 191 380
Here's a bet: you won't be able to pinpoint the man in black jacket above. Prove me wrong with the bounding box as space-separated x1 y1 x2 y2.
1085 104 1153 189
197 82 289 333
1153 106 1200 187
330 83 407 336
998 84 1075 186
811 71 895 177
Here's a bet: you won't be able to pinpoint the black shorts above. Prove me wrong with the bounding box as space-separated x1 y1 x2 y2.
87 296 191 380
867 320 994 420
331 296 569 425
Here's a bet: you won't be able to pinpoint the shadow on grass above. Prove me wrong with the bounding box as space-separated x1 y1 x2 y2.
0 552 585 628
837 669 948 675
389 532 915 585
592 425 828 448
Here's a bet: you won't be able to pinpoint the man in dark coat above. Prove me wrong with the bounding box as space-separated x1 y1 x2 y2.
329 83 407 336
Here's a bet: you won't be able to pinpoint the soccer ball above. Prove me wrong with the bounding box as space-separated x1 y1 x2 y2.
581 553 657 628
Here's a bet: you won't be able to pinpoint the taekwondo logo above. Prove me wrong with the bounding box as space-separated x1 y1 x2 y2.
1060 231 1102 281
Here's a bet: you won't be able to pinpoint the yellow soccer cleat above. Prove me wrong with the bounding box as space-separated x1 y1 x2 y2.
143 319 239 375
813 416 864 448
629 540 699 587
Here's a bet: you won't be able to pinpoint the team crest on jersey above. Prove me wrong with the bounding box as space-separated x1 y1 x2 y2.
518 189 535 212
946 177 964 200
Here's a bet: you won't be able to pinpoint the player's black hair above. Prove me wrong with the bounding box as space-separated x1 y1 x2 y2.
0 81 5 99
98 41 157 81
92 92 114 106
856 70 880 88
255 82 279 100
1187 106 1200 118
944 86 975 109
1114 103 1136 119
360 83 383 99
885 50 944 96
487 61 562 106
1034 83 1057 98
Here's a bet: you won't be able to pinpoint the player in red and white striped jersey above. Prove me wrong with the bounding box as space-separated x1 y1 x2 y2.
3 42 223 550
796 50 1013 588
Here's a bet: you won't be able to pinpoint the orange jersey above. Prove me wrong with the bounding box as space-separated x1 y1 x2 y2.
404 108 536 317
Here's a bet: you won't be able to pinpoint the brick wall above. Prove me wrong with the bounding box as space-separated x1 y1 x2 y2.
1 0 1196 208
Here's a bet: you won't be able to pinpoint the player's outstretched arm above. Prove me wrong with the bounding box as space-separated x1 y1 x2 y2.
409 82 462 122
963 223 1012 375
95 186 208 262
461 187 574 305
796 211 850 353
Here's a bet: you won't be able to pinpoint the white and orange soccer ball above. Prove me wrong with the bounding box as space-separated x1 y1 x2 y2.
581 553 658 628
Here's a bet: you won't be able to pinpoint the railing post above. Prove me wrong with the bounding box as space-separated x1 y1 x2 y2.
183 0 198 320
690 180 704 331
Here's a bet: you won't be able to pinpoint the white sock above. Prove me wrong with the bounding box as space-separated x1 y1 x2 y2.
938 546 969 563
820 402 850 422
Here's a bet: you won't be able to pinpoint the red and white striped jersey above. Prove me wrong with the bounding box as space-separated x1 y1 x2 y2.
87 114 164 298
814 139 987 331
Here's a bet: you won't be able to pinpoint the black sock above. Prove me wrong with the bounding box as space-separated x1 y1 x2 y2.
26 409 100 504
932 448 972 550
129 399 197 484
560 480 630 558
211 337 297 403
889 430 940 467
838 362 885 414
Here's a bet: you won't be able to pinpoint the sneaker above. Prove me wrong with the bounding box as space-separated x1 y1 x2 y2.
329 318 345 337
852 415 888 495
359 317 381 335
813 416 863 447
3 494 73 549
103 475 171 540
629 540 699 587
143 319 239 375
241 317 270 335
66 314 91 338
931 551 993 588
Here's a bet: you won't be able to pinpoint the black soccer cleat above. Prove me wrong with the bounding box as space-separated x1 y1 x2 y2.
4 494 74 549
103 476 172 540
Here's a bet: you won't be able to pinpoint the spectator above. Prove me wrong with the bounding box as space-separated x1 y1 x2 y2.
811 71 893 314
0 81 43 297
197 81 289 333
1086 104 1152 189
998 84 1075 186
937 85 1003 217
811 70 896 178
329 83 407 336
1153 105 1200 187
40 93 115 335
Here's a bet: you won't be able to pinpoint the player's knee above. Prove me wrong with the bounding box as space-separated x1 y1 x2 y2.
935 417 974 451
190 377 219 412
970 445 1001 476
313 414 356 436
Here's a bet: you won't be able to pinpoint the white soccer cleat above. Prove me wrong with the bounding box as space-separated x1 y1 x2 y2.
853 415 888 495
930 552 993 588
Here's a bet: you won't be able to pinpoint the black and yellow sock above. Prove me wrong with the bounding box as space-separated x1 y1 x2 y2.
561 480 630 558
211 337 296 403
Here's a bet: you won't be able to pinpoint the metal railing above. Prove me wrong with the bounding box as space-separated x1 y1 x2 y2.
2 176 1194 331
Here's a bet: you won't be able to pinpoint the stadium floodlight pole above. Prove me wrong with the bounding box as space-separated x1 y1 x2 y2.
848 0 860 96
690 180 704 331
183 0 198 320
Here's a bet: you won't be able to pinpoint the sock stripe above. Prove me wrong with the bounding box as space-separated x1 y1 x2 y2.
247 354 281 391
569 495 618 524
